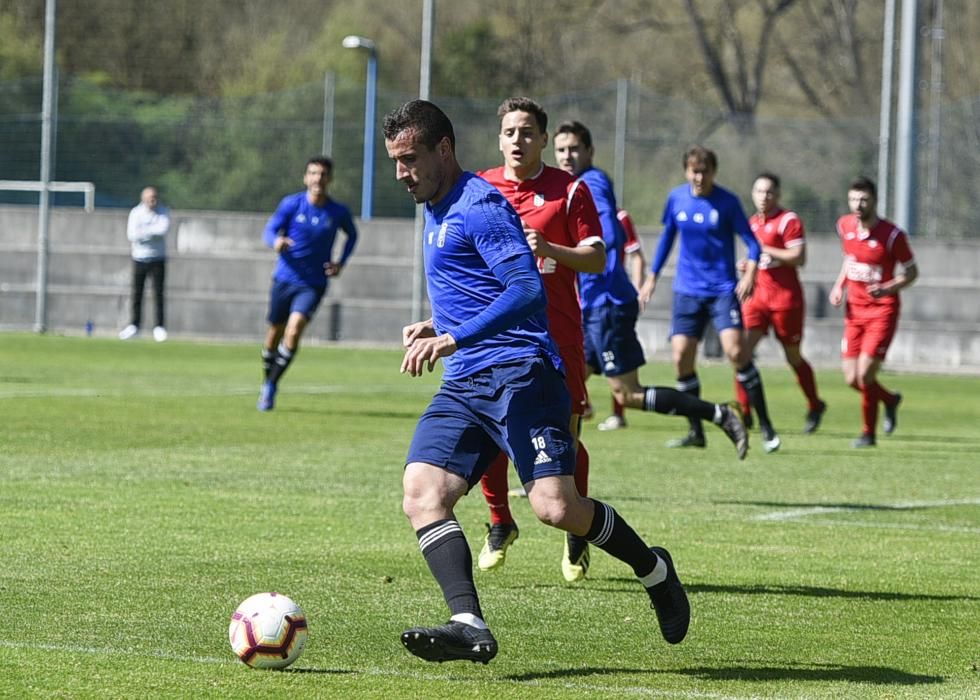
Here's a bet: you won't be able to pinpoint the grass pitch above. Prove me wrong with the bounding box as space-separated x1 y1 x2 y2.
1 333 978 699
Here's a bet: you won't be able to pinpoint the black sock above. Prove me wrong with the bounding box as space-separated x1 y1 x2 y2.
416 519 483 619
643 387 716 421
737 363 773 430
261 348 274 380
267 342 295 386
676 374 703 437
585 499 658 578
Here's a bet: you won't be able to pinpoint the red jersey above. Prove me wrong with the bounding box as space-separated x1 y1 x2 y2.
749 208 805 310
836 214 915 312
478 165 603 349
618 209 642 256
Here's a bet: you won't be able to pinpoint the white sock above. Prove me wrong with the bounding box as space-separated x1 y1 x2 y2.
450 613 488 629
712 404 723 424
639 556 668 588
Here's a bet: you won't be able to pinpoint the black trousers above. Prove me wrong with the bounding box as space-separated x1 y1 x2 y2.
130 259 166 328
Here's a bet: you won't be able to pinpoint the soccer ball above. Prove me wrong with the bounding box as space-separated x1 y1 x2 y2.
228 592 308 669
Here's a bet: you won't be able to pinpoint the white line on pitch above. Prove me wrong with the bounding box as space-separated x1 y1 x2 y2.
753 497 980 528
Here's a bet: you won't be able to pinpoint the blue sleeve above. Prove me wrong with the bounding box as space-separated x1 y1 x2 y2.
583 171 622 251
263 196 294 248
732 198 760 261
446 254 545 348
338 210 358 265
651 195 677 275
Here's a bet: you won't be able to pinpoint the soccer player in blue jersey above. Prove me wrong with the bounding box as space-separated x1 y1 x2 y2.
256 157 358 411
554 121 748 459
639 146 781 453
384 100 690 664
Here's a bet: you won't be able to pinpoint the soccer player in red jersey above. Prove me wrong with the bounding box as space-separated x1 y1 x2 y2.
736 173 827 434
476 97 605 581
829 176 918 447
595 208 646 431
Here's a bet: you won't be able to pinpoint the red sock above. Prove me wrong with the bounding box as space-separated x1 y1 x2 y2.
873 381 897 407
860 383 879 437
792 359 821 411
574 441 590 497
612 396 624 419
734 375 751 416
480 452 513 525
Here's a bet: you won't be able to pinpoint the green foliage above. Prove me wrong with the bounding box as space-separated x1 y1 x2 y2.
1 333 978 698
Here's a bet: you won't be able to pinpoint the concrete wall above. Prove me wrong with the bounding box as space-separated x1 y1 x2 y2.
1 204 978 371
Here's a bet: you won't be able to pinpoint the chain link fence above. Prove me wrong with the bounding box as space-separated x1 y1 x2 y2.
2 75 977 237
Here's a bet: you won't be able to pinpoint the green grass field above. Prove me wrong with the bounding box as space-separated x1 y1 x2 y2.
1 333 978 699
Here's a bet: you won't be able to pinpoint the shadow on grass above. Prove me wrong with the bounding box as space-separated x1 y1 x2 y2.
716 499 934 511
506 662 943 685
592 577 980 602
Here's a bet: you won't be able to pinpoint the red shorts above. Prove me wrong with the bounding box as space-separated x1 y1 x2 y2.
842 306 899 360
741 298 804 345
559 343 589 416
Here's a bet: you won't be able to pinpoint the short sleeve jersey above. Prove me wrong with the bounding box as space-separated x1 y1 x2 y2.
424 172 560 380
749 208 805 310
653 183 761 297
478 165 603 349
576 167 638 310
263 192 357 289
836 214 915 312
619 209 642 257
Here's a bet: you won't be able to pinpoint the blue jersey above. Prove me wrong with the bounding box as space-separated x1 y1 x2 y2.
424 172 560 381
652 183 760 297
263 192 358 289
576 167 638 310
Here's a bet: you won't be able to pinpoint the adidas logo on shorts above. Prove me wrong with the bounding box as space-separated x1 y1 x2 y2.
534 450 552 465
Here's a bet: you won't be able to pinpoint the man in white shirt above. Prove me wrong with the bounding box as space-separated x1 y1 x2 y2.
119 186 170 342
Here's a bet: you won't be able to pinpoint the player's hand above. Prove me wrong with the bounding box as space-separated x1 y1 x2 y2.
829 286 844 307
402 319 436 348
639 275 657 306
324 262 341 277
524 228 552 258
736 275 755 303
867 283 888 298
401 333 457 376
736 258 748 273
274 237 294 253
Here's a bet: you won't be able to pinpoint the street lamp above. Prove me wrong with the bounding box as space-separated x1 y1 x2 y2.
343 35 377 221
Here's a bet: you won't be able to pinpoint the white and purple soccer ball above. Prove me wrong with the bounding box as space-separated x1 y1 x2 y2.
228 592 308 669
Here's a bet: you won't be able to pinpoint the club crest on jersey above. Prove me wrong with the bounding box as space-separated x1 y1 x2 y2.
437 223 448 248
533 193 545 207
693 212 704 224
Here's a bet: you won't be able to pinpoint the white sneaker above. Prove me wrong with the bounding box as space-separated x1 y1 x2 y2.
119 325 139 340
597 415 627 431
153 326 168 342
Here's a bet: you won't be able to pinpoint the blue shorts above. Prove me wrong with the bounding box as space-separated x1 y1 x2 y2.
583 300 646 377
406 355 575 488
267 278 326 325
670 291 743 339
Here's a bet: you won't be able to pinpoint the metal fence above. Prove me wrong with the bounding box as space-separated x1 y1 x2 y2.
2 75 977 237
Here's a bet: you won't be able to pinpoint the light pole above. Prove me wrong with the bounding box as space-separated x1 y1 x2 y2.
343 35 377 220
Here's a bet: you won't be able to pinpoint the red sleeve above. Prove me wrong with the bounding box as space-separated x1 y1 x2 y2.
567 178 604 247
619 210 642 253
890 229 915 265
780 212 805 248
